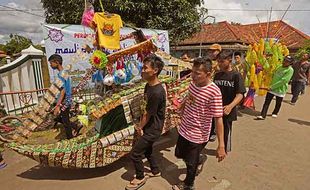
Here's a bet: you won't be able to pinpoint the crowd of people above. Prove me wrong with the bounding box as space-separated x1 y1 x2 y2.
125 45 309 190
0 46 309 190
126 47 247 190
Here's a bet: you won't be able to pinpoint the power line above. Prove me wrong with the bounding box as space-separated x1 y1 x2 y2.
0 9 44 13
0 5 44 18
208 8 310 12
0 9 43 12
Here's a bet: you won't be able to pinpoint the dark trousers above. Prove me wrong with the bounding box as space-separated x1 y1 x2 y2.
223 117 233 153
291 81 305 103
130 137 159 180
211 117 233 153
54 107 76 139
210 118 216 136
175 135 207 186
260 92 283 118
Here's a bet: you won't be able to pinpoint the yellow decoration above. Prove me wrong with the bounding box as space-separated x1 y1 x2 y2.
245 38 289 96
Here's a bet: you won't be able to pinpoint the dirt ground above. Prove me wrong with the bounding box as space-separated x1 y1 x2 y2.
1 87 309 190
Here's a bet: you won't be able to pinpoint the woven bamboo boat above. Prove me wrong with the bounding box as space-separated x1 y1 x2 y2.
1 40 191 168
5 76 189 168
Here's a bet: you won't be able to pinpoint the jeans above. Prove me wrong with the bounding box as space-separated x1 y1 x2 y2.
261 92 283 118
130 137 160 180
291 80 306 103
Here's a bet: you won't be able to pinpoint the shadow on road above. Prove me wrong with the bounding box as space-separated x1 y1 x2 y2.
17 128 181 184
17 155 131 180
238 108 260 117
288 118 310 127
205 148 217 157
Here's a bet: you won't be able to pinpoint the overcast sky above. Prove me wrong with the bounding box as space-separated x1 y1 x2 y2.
0 0 309 44
203 0 310 34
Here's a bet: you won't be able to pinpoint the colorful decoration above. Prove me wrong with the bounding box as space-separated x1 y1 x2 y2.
90 50 108 69
2 73 192 168
244 38 289 109
243 88 255 110
1 29 198 170
81 1 95 27
103 74 114 86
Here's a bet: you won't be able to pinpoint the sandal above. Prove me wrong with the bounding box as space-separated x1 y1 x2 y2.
146 171 161 177
172 182 195 190
125 177 147 190
0 162 7 169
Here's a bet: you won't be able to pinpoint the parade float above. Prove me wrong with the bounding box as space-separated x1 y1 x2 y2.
0 3 192 169
0 40 191 169
243 38 290 109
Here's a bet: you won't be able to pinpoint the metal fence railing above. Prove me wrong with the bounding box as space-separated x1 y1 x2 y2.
0 88 48 115
0 88 98 116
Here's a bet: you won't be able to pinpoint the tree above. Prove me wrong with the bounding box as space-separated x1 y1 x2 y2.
0 35 44 65
295 39 310 60
41 0 204 43
2 34 32 55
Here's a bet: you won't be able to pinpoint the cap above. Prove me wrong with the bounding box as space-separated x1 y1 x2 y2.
209 44 222 52
284 55 294 63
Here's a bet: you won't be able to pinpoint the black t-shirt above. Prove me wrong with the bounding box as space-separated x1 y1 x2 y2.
142 83 166 141
214 70 246 121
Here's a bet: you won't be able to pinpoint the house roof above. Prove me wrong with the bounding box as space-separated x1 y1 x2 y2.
180 20 309 49
181 21 243 45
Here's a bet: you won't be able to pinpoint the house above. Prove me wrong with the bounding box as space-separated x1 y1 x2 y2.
171 20 310 58
0 50 7 58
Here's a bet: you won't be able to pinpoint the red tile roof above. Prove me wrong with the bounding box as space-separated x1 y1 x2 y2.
180 20 309 49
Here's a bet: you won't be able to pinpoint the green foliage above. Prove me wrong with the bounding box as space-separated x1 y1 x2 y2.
0 44 5 51
0 35 44 64
2 34 32 55
0 58 6 66
41 0 204 43
295 39 310 60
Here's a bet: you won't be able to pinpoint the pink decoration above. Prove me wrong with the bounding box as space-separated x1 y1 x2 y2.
81 6 94 27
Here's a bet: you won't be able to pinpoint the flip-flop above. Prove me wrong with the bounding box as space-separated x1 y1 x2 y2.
125 177 147 190
146 171 161 177
0 162 7 169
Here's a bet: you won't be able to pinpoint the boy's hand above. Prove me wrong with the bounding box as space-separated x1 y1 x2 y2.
53 106 60 116
216 146 226 162
134 124 143 136
137 128 143 136
223 105 233 115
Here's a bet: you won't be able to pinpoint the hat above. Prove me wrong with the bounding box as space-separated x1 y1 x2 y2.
209 44 222 52
284 55 294 63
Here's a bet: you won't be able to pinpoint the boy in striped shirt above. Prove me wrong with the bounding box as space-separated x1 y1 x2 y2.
173 58 226 190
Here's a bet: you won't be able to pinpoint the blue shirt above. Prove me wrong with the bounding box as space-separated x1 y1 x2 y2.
57 70 72 106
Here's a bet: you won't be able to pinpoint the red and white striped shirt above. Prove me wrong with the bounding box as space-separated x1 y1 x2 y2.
179 82 223 144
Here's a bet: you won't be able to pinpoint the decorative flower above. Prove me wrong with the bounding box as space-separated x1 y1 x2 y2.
90 50 108 69
93 57 100 65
